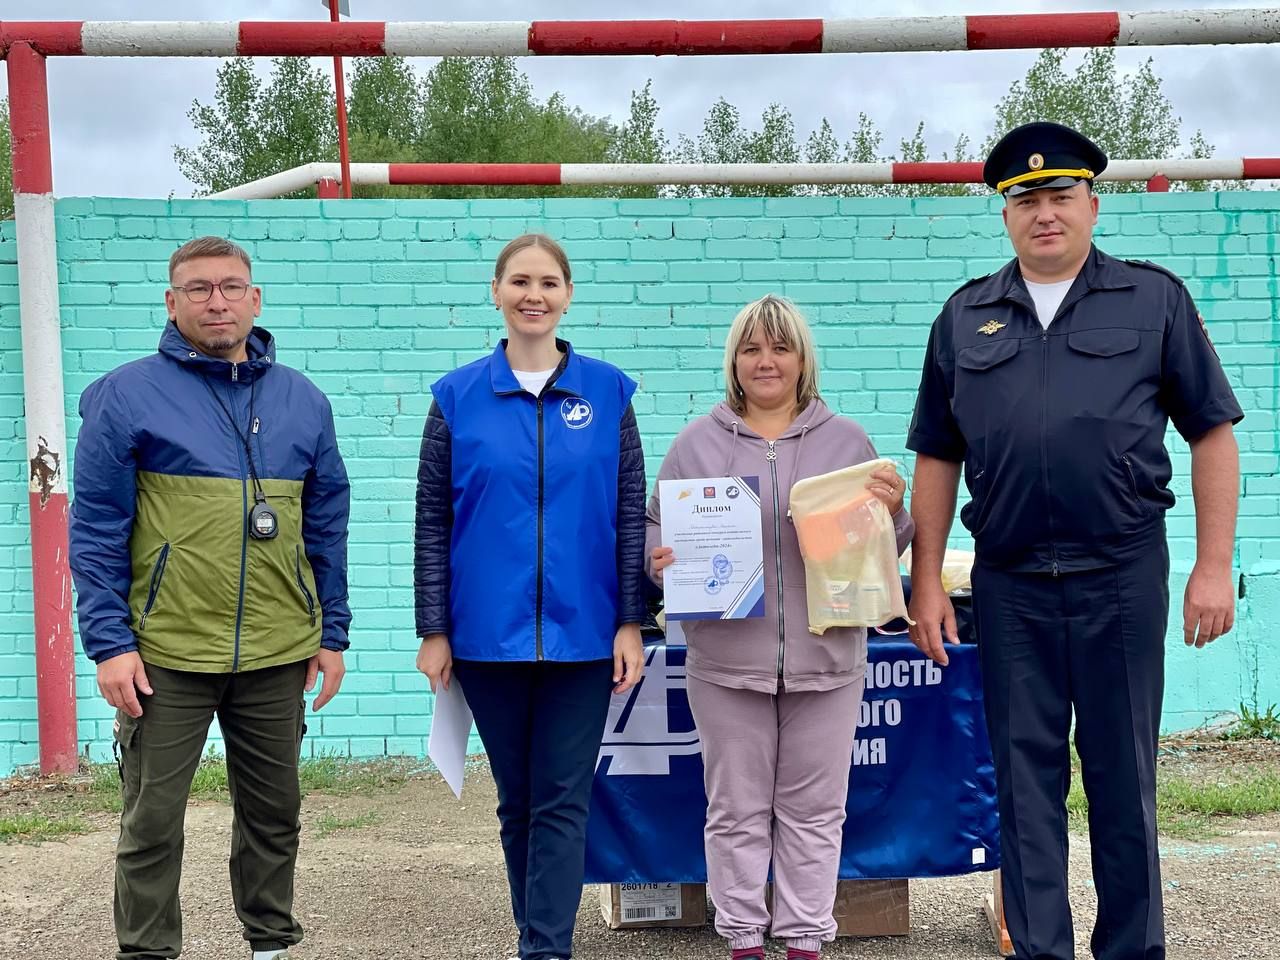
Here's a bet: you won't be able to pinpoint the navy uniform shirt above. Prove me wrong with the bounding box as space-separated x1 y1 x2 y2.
907 245 1243 573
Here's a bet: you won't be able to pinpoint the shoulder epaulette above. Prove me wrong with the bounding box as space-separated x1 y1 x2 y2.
945 273 992 302
1124 258 1187 287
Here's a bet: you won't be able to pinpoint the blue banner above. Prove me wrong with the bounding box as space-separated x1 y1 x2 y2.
584 639 999 883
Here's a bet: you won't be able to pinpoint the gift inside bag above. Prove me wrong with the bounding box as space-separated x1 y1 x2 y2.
789 458 909 634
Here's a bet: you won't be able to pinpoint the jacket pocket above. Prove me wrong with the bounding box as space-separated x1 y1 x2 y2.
295 545 317 628
957 338 1020 371
113 710 141 792
139 543 171 631
1067 328 1140 358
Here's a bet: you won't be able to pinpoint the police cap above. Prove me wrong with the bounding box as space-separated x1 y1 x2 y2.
983 121 1108 196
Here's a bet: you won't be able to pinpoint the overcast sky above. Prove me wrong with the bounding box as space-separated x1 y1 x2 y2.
3 0 1278 198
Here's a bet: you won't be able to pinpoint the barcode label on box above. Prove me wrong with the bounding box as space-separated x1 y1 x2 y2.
618 882 682 922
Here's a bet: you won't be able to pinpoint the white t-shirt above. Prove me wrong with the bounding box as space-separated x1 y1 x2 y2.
1024 277 1076 330
512 367 557 396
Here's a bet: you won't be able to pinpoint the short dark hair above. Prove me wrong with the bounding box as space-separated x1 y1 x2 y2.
169 236 252 280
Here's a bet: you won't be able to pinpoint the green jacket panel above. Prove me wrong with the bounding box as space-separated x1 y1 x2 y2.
127 471 320 672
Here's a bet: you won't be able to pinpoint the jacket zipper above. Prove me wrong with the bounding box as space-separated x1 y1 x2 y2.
139 542 171 630
535 397 546 660
1040 331 1059 577
295 545 316 628
766 441 786 679
231 381 249 670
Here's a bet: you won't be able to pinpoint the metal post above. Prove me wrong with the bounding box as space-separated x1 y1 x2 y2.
7 41 78 775
329 2 354 198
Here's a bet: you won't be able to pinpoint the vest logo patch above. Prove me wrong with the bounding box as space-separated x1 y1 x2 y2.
561 397 593 429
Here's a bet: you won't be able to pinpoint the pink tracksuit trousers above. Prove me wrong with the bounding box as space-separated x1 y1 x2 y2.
687 674 864 953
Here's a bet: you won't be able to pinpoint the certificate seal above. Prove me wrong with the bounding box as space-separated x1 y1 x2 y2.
711 554 733 579
704 576 724 595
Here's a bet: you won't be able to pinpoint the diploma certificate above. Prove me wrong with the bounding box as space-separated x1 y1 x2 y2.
659 475 765 620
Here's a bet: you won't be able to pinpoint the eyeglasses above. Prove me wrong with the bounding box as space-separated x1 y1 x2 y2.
172 279 251 303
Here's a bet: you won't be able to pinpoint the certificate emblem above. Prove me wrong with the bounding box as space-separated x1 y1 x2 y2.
561 397 593 429
658 475 766 621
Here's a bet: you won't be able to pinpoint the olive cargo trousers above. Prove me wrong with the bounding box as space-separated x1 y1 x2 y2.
112 659 308 960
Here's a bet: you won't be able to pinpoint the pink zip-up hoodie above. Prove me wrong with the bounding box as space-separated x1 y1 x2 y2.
645 398 914 694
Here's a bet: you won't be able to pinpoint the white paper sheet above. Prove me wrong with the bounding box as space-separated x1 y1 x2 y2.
427 678 473 799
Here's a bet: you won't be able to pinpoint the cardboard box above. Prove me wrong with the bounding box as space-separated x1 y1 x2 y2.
766 879 910 937
832 879 910 937
598 882 708 929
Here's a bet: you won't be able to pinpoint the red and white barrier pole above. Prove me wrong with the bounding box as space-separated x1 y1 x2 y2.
208 158 1280 199
3 11 1279 58
7 42 78 775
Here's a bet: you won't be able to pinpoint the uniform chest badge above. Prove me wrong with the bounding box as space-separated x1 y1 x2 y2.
978 320 1006 336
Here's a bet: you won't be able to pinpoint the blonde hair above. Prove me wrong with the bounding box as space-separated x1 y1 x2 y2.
722 294 820 416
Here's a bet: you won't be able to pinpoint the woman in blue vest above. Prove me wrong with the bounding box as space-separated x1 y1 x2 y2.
414 233 647 960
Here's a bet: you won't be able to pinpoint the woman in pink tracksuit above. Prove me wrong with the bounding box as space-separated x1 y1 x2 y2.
646 295 914 960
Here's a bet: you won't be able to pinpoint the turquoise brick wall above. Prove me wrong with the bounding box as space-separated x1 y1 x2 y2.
0 193 1277 774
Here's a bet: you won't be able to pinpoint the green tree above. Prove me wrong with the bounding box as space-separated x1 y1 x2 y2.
878 121 978 198
673 98 744 197
742 103 801 197
804 118 841 198
174 57 336 196
987 48 1215 192
0 99 12 219
348 55 422 148
607 80 668 198
676 99 804 197
805 118 840 165
411 57 618 198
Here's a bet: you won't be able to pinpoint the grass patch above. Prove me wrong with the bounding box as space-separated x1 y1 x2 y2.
62 753 411 813
297 754 416 796
85 762 124 813
313 810 381 838
2 755 415 843
1221 703 1280 741
1068 766 1280 839
0 812 90 842
189 750 232 800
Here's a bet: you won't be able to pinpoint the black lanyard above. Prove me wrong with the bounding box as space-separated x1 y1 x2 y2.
200 372 266 505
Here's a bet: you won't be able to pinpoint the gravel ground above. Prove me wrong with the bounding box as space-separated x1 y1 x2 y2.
2 748 1278 960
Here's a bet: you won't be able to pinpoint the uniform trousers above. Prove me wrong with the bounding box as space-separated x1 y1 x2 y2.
113 659 308 960
972 544 1169 960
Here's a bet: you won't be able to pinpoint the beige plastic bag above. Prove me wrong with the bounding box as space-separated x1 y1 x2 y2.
899 545 975 595
789 459 909 634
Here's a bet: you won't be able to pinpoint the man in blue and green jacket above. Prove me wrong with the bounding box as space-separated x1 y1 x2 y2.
69 236 351 960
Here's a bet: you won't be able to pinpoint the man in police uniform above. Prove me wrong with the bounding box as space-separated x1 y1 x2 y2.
905 122 1242 960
